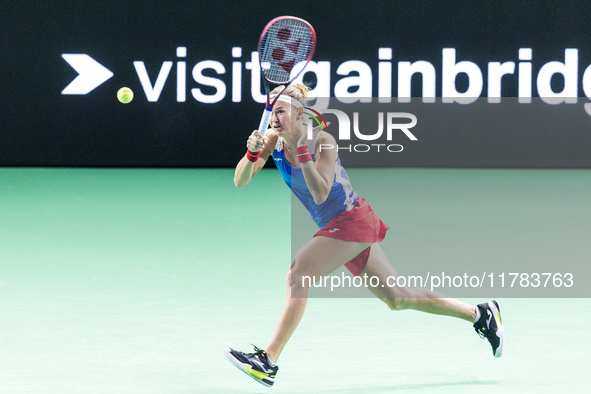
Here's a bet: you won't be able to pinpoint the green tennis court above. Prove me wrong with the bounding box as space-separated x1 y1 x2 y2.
1 167 589 393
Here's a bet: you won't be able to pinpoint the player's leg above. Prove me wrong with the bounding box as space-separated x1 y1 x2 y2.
361 243 503 357
225 236 371 386
265 236 372 362
360 244 476 321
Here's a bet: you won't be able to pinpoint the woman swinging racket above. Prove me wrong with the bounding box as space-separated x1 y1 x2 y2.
225 84 504 388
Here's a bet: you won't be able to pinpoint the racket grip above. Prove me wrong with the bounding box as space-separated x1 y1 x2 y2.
258 107 273 136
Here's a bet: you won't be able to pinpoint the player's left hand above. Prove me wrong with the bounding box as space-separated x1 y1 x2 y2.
296 122 330 148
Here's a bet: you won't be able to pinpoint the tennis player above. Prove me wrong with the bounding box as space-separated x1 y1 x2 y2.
225 84 503 387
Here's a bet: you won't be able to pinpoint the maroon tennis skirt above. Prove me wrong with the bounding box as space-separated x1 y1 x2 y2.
314 197 389 276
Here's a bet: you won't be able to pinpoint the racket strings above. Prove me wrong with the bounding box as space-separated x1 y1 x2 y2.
259 19 315 83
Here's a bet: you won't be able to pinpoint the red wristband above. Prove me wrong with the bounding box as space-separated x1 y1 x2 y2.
246 149 261 162
296 145 313 163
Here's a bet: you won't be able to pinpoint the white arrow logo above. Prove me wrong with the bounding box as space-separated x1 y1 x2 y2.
61 54 114 95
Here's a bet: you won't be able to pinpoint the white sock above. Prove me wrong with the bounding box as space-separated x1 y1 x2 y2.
266 354 277 367
473 306 481 323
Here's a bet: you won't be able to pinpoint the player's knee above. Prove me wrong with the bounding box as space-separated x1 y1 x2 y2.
288 259 299 283
383 297 406 311
289 270 307 291
286 263 301 290
288 259 310 296
383 288 413 310
289 258 304 278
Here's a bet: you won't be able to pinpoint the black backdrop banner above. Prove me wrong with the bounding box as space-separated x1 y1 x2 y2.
2 1 591 168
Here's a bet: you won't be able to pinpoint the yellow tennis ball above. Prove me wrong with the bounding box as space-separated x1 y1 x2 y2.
117 87 134 104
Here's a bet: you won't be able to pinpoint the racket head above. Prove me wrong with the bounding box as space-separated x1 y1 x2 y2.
258 16 316 85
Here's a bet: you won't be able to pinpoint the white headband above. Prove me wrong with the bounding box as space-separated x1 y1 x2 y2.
272 95 304 109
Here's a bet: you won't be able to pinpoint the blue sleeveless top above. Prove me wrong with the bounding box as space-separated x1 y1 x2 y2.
272 136 358 229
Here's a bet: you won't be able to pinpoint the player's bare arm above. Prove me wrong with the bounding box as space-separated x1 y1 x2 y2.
298 131 337 204
234 130 278 187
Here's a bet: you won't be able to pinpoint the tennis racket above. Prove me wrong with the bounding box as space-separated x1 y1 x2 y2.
257 16 316 136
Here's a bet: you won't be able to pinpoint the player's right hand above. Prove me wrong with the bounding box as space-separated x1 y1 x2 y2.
246 130 266 152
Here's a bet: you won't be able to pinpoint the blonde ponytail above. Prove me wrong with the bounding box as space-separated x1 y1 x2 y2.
292 83 309 98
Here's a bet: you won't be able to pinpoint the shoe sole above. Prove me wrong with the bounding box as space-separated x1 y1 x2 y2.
223 348 274 387
488 300 504 358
